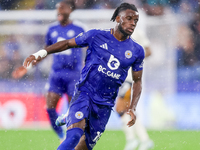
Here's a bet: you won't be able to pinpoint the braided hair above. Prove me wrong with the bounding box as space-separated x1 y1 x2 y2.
111 3 138 22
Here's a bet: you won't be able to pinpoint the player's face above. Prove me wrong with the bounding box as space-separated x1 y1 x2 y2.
56 2 72 24
117 9 139 36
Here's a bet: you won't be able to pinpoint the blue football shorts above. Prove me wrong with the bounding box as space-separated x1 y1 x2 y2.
47 70 80 97
66 90 112 150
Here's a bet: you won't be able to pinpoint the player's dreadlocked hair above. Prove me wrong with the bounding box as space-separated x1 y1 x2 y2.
62 0 76 11
110 3 138 22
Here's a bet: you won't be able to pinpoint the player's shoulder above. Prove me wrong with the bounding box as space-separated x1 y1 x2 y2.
47 21 60 30
72 20 88 32
75 28 111 42
87 28 111 35
97 28 111 33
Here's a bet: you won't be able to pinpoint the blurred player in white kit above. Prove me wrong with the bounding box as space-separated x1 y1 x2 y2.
116 28 154 150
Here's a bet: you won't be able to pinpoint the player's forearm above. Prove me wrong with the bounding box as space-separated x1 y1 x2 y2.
23 40 73 68
31 40 72 60
129 80 142 111
45 40 70 54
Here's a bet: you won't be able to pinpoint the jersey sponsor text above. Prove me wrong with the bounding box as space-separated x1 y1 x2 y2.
98 65 121 79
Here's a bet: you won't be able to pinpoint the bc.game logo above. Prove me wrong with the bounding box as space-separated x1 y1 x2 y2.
107 55 120 70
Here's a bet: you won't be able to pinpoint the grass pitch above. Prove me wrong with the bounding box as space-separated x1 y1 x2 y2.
0 130 200 150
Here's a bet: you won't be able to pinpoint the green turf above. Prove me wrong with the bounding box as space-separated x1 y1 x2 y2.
149 130 200 150
0 130 200 150
94 130 126 150
0 130 59 150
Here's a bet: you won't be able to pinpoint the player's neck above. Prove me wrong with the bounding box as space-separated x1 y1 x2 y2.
60 19 72 26
112 28 129 41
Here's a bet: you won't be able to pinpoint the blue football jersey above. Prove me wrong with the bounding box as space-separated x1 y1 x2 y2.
45 21 86 71
75 29 145 106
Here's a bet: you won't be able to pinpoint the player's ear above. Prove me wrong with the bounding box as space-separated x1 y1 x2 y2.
116 15 120 23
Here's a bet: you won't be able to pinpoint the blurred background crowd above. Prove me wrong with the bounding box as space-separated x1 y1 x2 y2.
0 0 199 13
0 0 200 90
0 0 200 130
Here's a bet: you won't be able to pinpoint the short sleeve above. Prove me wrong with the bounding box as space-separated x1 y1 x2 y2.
75 29 98 47
45 29 52 46
132 46 145 71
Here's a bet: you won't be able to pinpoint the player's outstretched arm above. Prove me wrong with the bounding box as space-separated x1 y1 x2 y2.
23 38 78 68
12 48 50 79
12 66 28 79
127 70 143 127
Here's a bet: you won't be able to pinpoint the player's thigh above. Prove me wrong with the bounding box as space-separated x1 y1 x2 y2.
75 135 88 150
84 104 111 150
67 119 86 131
46 92 61 108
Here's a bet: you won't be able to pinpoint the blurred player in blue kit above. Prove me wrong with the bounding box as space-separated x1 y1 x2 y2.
12 0 86 143
23 3 145 150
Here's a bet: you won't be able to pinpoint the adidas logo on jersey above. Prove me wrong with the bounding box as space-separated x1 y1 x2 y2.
100 43 108 50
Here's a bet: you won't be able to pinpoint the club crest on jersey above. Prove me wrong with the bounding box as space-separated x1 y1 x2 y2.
75 111 83 119
125 50 132 59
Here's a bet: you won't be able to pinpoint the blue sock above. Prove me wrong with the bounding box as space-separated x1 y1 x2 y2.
57 128 84 150
47 108 64 139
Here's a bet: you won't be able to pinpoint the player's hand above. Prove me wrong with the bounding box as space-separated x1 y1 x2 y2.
12 66 28 79
23 55 42 68
127 109 136 127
